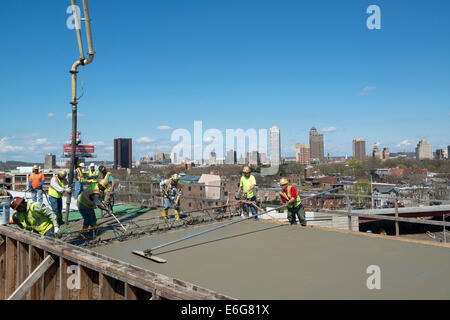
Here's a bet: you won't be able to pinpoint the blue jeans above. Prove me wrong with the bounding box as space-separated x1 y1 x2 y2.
44 227 55 238
243 196 258 220
31 188 43 203
78 203 97 228
49 196 62 216
163 198 180 211
74 181 83 199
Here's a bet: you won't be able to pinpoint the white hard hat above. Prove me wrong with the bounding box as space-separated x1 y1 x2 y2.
79 162 85 167
90 163 95 167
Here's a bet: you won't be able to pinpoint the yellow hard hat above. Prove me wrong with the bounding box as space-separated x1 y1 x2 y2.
242 166 250 173
279 178 288 186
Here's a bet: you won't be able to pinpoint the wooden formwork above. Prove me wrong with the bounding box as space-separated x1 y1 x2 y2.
0 225 234 300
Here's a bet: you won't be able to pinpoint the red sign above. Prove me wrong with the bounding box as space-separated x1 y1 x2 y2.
64 145 95 153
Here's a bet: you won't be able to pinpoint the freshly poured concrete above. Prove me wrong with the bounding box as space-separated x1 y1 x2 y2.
93 219 450 299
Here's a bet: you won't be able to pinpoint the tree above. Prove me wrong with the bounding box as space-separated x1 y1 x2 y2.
349 159 363 171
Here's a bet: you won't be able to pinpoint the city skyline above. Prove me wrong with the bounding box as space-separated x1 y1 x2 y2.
0 1 449 162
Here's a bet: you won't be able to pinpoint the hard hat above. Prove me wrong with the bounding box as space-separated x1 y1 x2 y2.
279 178 289 186
10 197 25 210
58 170 67 178
79 162 85 168
98 165 106 172
242 166 250 173
90 163 95 168
171 173 180 181
33 165 39 170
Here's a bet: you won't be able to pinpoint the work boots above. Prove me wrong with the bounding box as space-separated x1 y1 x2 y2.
174 210 180 221
161 209 168 219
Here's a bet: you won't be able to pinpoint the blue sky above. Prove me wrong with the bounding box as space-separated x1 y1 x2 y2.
0 0 449 162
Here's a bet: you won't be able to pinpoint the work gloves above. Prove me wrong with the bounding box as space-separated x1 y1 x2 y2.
64 188 72 193
54 225 60 234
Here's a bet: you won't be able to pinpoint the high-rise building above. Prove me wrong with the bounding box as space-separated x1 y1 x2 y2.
270 126 281 166
226 149 237 164
382 147 390 160
259 152 267 164
114 138 132 169
415 140 433 160
309 127 324 163
44 154 56 170
238 154 245 165
249 151 260 166
170 152 177 164
295 143 310 165
372 145 383 160
209 152 217 165
352 138 366 162
435 149 448 160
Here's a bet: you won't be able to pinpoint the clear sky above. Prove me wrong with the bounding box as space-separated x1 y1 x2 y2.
0 0 449 162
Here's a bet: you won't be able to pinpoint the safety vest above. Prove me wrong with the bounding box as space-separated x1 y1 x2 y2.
280 185 302 208
102 172 113 192
87 170 99 183
1 189 9 197
164 179 181 198
17 202 53 236
76 168 85 183
29 172 44 189
48 176 65 198
78 183 101 209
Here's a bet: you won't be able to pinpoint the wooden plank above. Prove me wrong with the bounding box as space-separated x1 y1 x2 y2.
79 266 95 300
7 255 55 300
99 273 114 300
18 242 29 299
5 237 17 298
0 235 5 300
59 258 70 300
125 283 137 300
43 252 58 300
29 245 44 300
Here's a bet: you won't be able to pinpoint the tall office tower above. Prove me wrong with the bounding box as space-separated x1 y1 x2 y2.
170 152 177 164
352 138 366 162
270 126 281 166
309 127 324 163
114 138 132 169
226 149 237 164
249 151 260 166
259 152 267 164
44 154 56 170
382 147 390 160
295 143 310 165
372 145 383 160
209 152 217 165
415 140 433 160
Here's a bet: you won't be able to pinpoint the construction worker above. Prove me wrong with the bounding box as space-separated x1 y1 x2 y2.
1 187 12 198
77 178 108 232
87 163 98 184
98 165 115 211
74 162 85 199
48 170 71 226
279 178 306 226
160 174 182 220
28 165 45 203
237 166 258 220
9 197 59 237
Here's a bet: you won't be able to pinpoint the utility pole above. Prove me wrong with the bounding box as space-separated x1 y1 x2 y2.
65 0 95 224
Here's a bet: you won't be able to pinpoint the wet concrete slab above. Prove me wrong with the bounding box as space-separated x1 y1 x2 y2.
92 219 450 299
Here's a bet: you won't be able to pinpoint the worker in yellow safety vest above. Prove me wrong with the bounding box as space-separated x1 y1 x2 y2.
48 170 71 226
10 197 59 237
159 174 182 220
77 179 108 232
74 162 85 199
279 178 306 226
237 166 258 220
87 163 99 184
